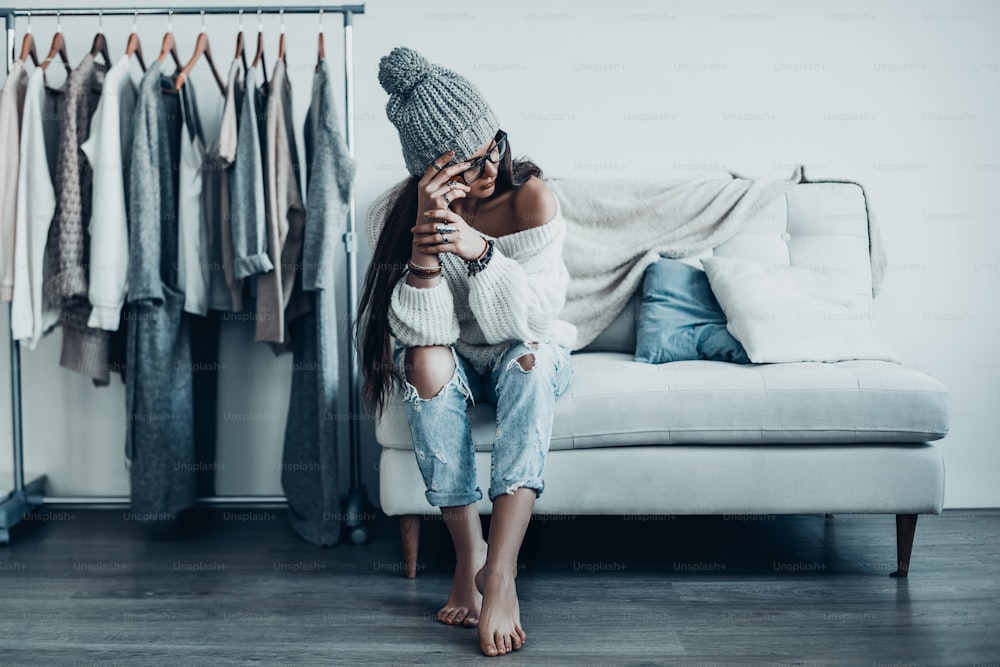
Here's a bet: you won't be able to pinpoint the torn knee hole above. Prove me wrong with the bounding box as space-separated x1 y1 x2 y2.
516 353 535 372
414 382 448 400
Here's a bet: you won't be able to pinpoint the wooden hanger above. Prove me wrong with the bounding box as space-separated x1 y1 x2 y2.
89 12 112 67
158 32 181 68
175 28 227 95
235 9 249 73
316 9 325 69
125 11 147 72
277 9 287 62
18 14 39 66
157 10 182 69
40 13 72 75
251 9 269 86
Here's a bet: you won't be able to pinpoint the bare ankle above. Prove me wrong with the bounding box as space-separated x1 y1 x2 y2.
455 540 488 565
481 562 518 580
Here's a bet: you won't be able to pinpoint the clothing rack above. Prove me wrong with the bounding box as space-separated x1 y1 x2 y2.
0 4 367 545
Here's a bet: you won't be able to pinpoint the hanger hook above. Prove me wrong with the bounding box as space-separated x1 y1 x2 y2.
56 10 62 33
318 8 323 31
167 8 173 32
239 8 244 31
132 8 138 33
26 10 32 33
257 8 263 31
201 8 206 31
98 9 104 34
280 8 285 34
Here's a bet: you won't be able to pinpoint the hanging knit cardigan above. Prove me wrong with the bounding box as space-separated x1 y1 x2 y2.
46 54 113 385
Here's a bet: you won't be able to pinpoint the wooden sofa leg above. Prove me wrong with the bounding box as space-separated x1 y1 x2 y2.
400 515 421 579
890 514 918 578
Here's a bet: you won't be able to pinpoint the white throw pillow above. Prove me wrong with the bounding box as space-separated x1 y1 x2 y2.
700 256 900 363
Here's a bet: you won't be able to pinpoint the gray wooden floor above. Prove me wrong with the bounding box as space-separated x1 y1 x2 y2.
0 508 997 666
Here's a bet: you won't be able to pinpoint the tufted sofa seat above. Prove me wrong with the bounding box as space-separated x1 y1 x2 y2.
373 179 950 578
377 353 949 451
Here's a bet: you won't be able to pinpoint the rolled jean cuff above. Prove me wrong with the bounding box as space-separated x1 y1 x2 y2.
426 487 484 508
488 477 544 502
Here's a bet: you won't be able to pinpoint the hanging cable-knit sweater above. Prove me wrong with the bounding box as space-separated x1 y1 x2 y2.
366 179 578 375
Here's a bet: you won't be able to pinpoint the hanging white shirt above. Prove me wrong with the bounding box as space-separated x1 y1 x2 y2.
81 53 142 330
11 68 60 350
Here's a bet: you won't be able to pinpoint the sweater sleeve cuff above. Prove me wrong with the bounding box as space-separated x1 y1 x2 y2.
388 277 460 347
394 277 454 311
87 303 124 331
235 253 275 279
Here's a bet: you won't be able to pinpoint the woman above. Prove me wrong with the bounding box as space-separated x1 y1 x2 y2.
358 47 578 657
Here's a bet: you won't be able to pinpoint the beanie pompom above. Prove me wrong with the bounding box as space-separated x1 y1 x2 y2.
378 47 431 96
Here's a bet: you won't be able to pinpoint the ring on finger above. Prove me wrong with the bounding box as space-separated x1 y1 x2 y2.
432 162 443 171
443 192 452 204
435 224 457 234
441 234 449 243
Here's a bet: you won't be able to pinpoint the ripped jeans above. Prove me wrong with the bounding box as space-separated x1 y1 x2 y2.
392 340 573 507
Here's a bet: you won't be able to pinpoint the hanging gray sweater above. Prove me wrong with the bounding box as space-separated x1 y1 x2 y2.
230 65 272 280
282 59 356 546
125 61 197 518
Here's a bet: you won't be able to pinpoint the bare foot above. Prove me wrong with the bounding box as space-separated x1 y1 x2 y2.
475 565 527 656
437 539 488 627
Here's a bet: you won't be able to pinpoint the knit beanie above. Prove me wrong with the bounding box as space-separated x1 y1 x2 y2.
378 46 501 176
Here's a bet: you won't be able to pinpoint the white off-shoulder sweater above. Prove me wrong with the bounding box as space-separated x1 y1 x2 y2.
366 180 578 375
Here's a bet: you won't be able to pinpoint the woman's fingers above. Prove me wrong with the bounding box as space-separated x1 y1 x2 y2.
415 210 465 228
412 232 456 254
431 181 470 199
431 181 469 208
429 163 470 192
421 150 471 189
412 216 462 253
421 150 454 179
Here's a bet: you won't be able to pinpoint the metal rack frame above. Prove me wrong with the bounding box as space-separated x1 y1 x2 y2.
0 4 366 544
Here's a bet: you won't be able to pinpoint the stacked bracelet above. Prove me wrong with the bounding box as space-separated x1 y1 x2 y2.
466 237 495 277
406 259 442 279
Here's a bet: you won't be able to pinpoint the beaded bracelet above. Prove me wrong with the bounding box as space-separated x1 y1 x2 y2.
466 238 495 277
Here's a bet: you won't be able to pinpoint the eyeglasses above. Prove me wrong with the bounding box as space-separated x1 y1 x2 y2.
459 130 507 185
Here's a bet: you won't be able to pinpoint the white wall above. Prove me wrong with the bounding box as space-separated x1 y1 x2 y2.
2 0 997 508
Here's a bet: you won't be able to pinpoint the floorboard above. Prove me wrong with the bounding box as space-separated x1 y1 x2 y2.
0 509 997 666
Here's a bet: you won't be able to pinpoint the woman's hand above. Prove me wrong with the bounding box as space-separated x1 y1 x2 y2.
411 210 489 262
416 149 472 216
410 149 487 262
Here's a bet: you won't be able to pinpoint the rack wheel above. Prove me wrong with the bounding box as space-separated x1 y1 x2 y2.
351 526 368 545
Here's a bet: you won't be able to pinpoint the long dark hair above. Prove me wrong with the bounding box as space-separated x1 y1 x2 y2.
357 138 542 418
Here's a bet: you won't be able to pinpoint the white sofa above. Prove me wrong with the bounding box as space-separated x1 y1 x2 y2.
374 180 950 578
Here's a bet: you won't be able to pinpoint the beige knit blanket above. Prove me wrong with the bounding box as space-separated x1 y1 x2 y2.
547 165 887 350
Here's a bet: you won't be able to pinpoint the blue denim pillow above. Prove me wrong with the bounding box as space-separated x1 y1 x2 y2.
634 258 750 364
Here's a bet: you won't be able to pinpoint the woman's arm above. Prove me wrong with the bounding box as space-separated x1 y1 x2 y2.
387 275 461 347
466 179 569 345
383 153 476 347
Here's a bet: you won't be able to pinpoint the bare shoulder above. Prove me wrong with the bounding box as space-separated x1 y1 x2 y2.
512 176 558 232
